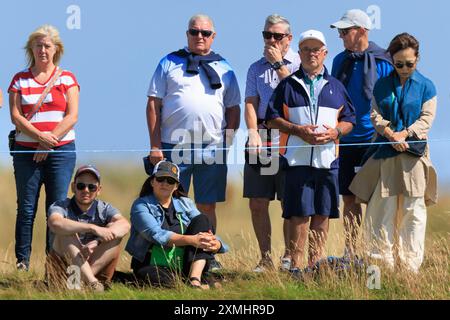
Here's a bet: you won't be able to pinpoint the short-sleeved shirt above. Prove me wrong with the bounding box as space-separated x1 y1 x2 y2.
48 197 120 245
8 67 79 148
245 48 300 120
147 47 241 145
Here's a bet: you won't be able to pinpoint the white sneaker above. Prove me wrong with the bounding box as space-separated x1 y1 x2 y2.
280 257 291 272
16 261 29 272
253 264 266 273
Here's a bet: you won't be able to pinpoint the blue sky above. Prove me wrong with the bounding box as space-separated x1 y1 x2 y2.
1 0 449 185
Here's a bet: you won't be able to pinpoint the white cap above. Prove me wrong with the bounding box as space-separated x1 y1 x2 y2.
330 9 372 30
298 29 327 47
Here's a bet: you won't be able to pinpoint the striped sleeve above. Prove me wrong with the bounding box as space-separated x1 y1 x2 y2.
8 70 28 93
59 71 80 91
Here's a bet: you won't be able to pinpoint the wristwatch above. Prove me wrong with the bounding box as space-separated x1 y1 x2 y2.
271 60 285 70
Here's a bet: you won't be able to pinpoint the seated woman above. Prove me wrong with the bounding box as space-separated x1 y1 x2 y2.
125 160 227 289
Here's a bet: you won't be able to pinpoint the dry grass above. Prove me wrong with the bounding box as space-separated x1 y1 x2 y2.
0 163 448 299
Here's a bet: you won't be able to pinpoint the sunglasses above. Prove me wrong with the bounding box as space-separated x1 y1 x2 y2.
262 31 289 41
188 29 213 38
76 182 98 192
299 47 325 55
155 176 177 185
394 61 416 69
338 27 359 36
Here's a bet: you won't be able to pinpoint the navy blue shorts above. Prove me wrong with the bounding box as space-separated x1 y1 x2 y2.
283 166 339 219
243 163 285 201
162 142 227 204
338 143 370 195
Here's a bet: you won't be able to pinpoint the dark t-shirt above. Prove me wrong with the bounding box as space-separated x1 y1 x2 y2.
161 202 186 241
48 197 120 245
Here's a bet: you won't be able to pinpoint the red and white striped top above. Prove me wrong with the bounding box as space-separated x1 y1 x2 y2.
8 67 79 148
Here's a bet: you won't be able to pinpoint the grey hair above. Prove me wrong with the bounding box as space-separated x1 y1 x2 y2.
188 14 215 32
264 14 291 34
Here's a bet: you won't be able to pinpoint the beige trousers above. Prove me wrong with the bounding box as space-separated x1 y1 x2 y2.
364 179 427 273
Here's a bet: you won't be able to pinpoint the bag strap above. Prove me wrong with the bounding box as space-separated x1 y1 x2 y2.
25 67 63 121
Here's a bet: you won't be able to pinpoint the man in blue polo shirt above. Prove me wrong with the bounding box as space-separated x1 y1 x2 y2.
330 9 393 257
244 14 300 273
266 30 355 272
146 14 241 235
46 165 130 291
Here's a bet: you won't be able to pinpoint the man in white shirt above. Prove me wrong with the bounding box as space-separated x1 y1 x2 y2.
146 14 241 236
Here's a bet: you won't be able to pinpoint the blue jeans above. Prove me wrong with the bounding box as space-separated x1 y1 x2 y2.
12 142 76 266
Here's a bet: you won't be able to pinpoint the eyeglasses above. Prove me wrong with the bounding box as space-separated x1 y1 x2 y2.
155 176 177 185
188 29 214 38
394 61 416 69
299 47 326 55
338 27 359 36
76 182 98 192
262 31 289 41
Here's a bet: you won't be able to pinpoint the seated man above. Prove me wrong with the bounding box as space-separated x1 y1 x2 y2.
46 165 130 292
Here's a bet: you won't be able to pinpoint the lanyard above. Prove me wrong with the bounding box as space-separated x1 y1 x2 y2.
176 213 184 235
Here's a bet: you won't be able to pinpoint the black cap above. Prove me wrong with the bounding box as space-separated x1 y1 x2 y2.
152 160 180 183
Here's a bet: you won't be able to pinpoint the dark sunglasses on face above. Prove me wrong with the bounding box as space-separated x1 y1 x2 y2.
262 31 289 41
76 182 98 192
299 47 325 55
188 28 213 38
338 27 359 36
155 176 177 185
394 61 416 69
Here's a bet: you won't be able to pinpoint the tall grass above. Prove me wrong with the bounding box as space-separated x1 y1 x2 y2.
0 163 448 299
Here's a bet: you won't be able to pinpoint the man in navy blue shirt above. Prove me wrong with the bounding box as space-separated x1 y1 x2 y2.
330 9 393 257
266 30 355 271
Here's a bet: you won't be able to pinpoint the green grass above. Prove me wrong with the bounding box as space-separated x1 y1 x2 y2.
0 164 449 299
1 235 448 300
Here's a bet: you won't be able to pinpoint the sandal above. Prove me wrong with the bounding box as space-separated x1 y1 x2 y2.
188 277 209 290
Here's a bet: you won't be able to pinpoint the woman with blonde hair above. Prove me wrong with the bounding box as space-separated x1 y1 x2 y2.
8 24 79 270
